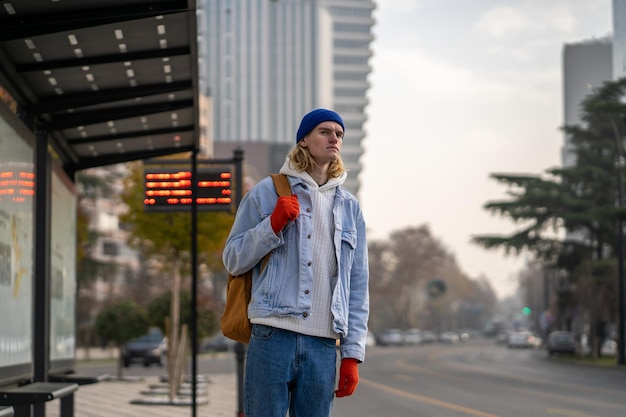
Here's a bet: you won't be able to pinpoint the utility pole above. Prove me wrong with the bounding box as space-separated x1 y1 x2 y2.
609 116 626 366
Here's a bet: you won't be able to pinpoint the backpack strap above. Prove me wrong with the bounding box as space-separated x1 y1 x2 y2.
270 173 292 197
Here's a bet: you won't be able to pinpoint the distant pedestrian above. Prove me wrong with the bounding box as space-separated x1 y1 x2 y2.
222 108 370 417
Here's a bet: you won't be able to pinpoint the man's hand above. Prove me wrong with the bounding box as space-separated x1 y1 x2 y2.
335 358 359 397
270 194 299 234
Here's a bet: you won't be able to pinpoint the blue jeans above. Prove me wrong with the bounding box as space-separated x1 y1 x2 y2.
245 324 338 417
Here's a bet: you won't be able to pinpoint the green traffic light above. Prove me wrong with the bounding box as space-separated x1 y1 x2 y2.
522 306 532 316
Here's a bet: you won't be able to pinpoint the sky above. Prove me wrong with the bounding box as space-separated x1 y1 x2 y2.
359 0 612 299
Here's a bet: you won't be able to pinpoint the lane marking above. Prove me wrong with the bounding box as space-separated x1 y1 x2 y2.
393 374 415 383
546 408 599 417
393 358 626 413
361 378 502 417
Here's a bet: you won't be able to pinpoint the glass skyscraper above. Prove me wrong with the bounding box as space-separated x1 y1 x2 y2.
198 0 376 196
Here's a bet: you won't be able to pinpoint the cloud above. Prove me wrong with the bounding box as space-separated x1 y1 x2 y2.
383 0 422 14
363 0 612 298
472 3 577 39
371 46 557 110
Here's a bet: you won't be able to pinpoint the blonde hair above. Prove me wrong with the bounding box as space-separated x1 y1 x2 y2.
287 144 346 178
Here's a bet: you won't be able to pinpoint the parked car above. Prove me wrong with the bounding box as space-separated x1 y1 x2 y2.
201 332 236 353
121 327 167 367
601 339 617 356
377 328 404 346
366 331 377 347
495 331 510 345
546 331 577 355
403 328 423 345
438 331 460 344
420 330 437 344
507 331 541 348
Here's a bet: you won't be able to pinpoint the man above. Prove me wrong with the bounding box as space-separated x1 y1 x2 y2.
222 108 370 417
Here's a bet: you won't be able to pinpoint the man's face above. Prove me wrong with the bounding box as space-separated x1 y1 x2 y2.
300 121 343 166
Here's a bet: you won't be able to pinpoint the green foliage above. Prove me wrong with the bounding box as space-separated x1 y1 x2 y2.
94 300 149 346
147 290 219 341
473 77 626 274
474 78 626 359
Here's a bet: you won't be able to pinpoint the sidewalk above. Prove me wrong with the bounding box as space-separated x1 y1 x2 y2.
45 373 237 417
46 348 238 417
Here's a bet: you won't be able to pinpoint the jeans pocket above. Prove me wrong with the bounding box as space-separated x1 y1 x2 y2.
319 337 339 349
251 324 275 340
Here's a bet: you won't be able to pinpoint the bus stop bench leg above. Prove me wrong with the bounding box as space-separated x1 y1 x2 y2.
0 382 78 417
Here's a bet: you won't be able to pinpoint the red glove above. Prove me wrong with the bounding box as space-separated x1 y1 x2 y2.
335 358 359 398
270 194 299 234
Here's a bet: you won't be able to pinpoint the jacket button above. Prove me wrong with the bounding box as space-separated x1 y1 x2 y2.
303 312 308 318
307 261 311 266
307 234 311 239
304 289 310 294
306 207 312 213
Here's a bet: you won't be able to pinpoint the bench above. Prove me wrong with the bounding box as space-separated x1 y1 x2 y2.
49 372 110 385
0 407 14 417
0 382 78 417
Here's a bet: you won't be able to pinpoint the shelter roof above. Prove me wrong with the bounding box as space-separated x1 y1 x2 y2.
0 0 199 174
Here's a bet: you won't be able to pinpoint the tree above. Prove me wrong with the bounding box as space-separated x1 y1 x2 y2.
94 299 149 379
147 290 219 345
119 158 233 386
368 225 497 333
473 77 626 359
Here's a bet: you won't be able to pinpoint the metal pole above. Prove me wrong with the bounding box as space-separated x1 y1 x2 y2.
232 148 246 417
191 149 199 416
234 343 246 417
234 148 244 208
617 161 626 366
34 127 51 417
609 116 626 365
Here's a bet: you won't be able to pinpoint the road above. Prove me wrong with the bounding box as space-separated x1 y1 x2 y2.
334 338 626 417
77 338 626 417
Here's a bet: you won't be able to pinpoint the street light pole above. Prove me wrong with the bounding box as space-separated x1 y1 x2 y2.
609 116 626 366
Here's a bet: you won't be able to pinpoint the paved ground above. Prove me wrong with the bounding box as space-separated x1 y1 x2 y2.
43 348 237 417
45 373 237 417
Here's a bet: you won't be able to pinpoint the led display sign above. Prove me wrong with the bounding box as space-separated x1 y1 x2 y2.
143 168 233 212
0 168 35 205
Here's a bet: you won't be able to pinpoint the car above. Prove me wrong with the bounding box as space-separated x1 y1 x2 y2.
438 331 460 344
366 331 377 347
601 339 617 356
201 333 237 353
507 331 541 348
546 331 577 355
420 330 437 344
377 328 404 346
495 331 510 345
403 328 423 345
121 327 167 367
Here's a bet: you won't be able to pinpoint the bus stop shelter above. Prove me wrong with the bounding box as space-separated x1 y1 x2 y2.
0 1 201 416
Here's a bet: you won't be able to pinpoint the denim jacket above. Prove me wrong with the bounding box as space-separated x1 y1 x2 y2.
222 175 370 362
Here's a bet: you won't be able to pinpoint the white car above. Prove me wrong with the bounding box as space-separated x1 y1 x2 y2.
403 328 423 345
508 331 541 348
366 331 377 347
377 329 404 346
439 331 460 344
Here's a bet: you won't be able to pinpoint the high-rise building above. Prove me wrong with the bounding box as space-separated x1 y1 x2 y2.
199 0 376 196
562 39 612 167
614 0 626 79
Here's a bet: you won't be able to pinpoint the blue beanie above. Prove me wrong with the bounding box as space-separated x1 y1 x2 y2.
296 108 344 143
